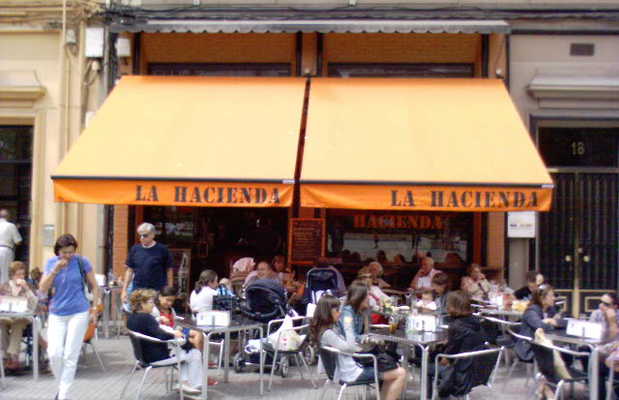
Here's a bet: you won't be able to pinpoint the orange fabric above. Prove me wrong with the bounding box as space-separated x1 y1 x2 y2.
52 76 304 207
54 179 293 208
301 184 552 212
301 78 553 211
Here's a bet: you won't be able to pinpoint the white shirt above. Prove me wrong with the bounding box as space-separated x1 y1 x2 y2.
0 218 21 248
416 268 439 290
189 286 218 313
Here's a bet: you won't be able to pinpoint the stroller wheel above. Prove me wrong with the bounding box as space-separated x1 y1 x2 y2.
233 352 244 373
279 356 289 378
303 345 317 366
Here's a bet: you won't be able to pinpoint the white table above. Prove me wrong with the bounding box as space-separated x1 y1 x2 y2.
178 316 264 400
368 329 449 399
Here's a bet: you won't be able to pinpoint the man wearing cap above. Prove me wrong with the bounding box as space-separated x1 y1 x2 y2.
0 209 22 284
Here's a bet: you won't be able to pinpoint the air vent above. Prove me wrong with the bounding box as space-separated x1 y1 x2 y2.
570 43 595 56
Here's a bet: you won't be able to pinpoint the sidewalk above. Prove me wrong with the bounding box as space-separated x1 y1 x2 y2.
1 337 588 400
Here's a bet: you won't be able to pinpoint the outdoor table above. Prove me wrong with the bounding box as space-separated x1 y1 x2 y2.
0 311 39 380
177 315 264 400
546 329 608 400
367 329 448 400
479 308 523 319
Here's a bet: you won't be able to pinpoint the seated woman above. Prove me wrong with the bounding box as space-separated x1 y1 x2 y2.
589 292 619 339
460 264 491 301
243 260 281 288
430 290 489 399
126 289 210 394
310 294 406 400
189 270 219 313
514 284 566 363
0 261 38 370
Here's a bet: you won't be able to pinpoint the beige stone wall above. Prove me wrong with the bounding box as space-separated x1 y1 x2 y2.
0 27 104 272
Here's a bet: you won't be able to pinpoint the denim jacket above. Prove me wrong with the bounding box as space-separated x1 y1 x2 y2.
337 304 367 345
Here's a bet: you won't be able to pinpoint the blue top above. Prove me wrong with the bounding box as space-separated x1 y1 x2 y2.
45 255 92 316
126 242 172 291
338 304 366 345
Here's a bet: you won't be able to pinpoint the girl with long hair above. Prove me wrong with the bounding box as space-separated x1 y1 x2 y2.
189 269 218 313
310 295 406 400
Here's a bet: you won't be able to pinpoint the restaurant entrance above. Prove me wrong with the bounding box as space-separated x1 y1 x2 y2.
536 123 619 316
139 206 288 291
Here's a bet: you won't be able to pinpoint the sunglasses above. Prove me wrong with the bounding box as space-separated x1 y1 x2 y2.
139 233 150 238
601 301 614 307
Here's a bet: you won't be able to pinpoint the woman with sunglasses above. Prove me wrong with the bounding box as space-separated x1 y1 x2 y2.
121 222 173 306
590 292 619 339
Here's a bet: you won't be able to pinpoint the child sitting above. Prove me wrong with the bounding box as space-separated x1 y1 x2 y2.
415 289 437 312
152 287 177 333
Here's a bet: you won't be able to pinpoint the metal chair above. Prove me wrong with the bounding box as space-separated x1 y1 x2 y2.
81 337 106 372
606 363 618 400
505 326 535 388
431 344 503 400
264 316 316 390
120 330 185 400
318 345 381 400
530 340 589 400
481 316 522 368
0 329 5 390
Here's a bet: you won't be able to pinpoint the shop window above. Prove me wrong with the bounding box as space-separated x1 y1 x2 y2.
327 63 475 78
0 126 33 263
148 63 292 77
327 210 473 268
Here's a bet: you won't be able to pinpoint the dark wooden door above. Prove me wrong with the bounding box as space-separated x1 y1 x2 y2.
539 172 618 316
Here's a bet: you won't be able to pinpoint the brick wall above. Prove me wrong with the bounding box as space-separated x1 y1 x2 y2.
112 205 129 277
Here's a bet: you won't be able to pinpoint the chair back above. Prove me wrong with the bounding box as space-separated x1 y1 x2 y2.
530 341 559 383
469 345 502 388
127 330 147 365
319 347 337 381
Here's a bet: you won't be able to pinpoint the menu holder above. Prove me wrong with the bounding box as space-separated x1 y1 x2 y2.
566 318 603 340
288 218 325 265
196 310 231 327
408 314 438 332
0 295 28 313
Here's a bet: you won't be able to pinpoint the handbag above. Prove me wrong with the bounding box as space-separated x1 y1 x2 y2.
355 344 399 372
77 256 94 302
213 285 240 312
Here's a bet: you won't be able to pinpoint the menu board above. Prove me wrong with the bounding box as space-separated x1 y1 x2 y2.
288 218 325 265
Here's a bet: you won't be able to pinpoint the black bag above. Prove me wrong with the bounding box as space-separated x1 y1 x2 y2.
355 345 399 373
213 285 240 312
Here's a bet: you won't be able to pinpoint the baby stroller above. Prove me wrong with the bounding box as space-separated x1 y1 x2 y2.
305 266 342 304
234 279 289 374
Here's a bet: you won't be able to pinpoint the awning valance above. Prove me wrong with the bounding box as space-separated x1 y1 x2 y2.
52 76 306 207
300 78 554 212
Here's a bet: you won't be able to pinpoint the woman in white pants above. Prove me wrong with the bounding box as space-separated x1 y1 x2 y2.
39 234 100 400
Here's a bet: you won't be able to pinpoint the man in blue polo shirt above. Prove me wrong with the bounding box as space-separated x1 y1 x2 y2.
121 222 173 304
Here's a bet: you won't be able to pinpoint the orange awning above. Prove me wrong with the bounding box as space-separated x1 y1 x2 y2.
300 78 553 211
52 76 306 207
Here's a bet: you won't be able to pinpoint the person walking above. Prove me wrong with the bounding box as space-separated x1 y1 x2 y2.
121 223 173 306
0 209 22 284
39 234 100 400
